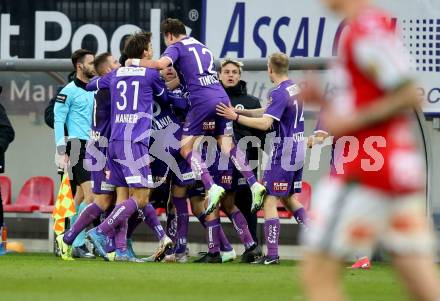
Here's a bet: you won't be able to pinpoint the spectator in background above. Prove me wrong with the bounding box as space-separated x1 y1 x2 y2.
219 59 263 248
0 85 15 255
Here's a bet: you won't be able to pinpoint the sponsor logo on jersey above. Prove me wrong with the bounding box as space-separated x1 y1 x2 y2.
101 182 116 191
202 121 216 131
221 175 233 185
125 175 141 184
286 84 300 96
116 67 146 77
273 181 289 192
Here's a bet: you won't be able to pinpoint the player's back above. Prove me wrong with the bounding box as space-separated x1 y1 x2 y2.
332 8 423 193
91 89 111 143
109 66 157 144
266 79 304 163
163 37 227 104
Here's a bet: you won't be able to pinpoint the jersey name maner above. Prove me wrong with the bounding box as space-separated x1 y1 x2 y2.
115 113 139 124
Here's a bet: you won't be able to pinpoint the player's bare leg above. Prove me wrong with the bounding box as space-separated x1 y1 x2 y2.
302 252 344 301
281 194 309 226
392 254 440 301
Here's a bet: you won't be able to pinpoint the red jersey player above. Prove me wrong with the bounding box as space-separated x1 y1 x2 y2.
301 0 440 301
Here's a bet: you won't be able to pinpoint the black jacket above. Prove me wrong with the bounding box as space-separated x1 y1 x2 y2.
0 102 15 173
223 80 265 163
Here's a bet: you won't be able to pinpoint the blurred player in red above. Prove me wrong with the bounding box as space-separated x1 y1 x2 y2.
301 0 440 300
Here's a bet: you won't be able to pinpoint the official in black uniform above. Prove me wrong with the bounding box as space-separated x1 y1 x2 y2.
219 59 265 246
0 86 15 228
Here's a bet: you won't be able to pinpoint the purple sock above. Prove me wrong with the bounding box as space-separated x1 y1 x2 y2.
293 207 309 226
186 151 214 190
127 211 142 239
264 218 280 258
206 219 221 254
217 220 233 252
166 213 177 242
64 203 103 245
230 146 257 186
115 220 128 252
173 196 189 254
229 210 255 250
142 203 166 240
196 213 206 228
97 198 138 236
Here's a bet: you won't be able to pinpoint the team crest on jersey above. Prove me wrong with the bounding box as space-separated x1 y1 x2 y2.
273 182 289 192
221 175 233 185
203 121 215 131
55 93 67 103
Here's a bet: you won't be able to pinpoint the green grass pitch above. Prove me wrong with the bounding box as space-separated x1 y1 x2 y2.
0 253 412 301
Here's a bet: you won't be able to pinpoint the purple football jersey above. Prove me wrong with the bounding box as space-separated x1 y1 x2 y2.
264 79 305 164
162 37 227 105
91 88 111 142
89 66 165 144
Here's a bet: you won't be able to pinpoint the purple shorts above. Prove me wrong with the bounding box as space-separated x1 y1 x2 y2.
150 153 195 188
182 97 233 137
262 165 303 197
187 181 205 198
85 143 115 195
106 140 153 188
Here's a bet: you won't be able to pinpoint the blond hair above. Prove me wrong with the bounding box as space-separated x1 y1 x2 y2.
268 52 289 75
219 58 244 74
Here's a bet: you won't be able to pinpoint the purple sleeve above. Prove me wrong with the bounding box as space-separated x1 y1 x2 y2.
150 69 168 102
86 71 113 91
263 89 287 121
161 44 180 66
167 92 188 110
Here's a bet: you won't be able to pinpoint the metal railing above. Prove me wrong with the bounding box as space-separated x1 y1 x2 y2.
0 58 332 72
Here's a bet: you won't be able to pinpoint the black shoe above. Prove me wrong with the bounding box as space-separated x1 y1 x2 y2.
194 252 222 263
72 244 96 259
241 244 263 263
251 255 280 265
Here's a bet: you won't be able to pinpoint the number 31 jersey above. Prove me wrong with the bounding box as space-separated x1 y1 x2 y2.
162 37 227 105
91 66 165 144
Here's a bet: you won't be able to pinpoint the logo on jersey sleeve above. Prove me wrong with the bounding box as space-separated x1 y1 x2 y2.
56 93 67 103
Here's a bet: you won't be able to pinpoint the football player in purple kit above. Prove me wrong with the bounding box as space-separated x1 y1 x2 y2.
57 52 120 261
217 53 309 264
85 32 173 261
126 18 266 216
156 67 238 263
